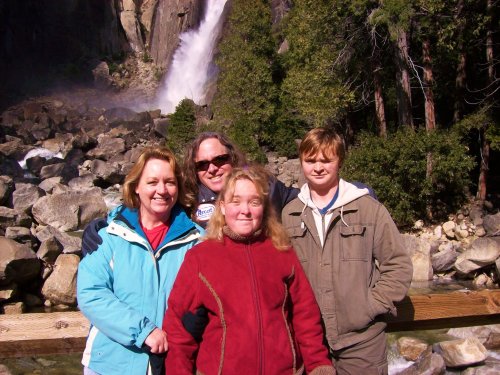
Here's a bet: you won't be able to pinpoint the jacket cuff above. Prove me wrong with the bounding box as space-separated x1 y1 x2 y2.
135 319 157 348
309 365 336 375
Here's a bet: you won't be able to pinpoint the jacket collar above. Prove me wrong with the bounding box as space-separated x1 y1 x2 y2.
114 204 198 248
297 178 369 212
198 183 218 203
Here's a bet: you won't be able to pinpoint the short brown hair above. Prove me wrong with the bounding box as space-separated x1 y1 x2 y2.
205 165 290 250
122 146 184 208
299 127 346 166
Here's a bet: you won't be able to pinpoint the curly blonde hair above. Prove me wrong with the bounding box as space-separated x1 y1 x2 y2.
205 165 290 250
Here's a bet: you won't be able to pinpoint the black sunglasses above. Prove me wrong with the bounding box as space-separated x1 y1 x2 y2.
195 154 231 171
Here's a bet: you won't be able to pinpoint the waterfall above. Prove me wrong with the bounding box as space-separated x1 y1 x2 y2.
156 0 228 114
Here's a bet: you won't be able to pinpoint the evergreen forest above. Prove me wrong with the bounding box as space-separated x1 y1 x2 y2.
169 0 499 226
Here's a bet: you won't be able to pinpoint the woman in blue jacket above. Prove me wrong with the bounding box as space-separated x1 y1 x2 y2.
77 146 203 375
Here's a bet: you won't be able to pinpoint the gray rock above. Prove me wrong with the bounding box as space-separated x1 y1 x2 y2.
153 117 169 138
32 188 107 232
455 238 500 274
68 174 97 191
0 175 14 205
402 234 433 257
37 237 63 263
443 221 456 239
431 247 458 272
0 236 40 285
34 225 81 254
436 337 488 367
483 212 500 236
38 176 64 192
396 352 445 375
39 162 65 180
0 206 32 230
461 356 500 374
41 254 79 305
87 136 126 160
89 159 123 185
412 252 434 281
5 226 33 247
12 183 45 213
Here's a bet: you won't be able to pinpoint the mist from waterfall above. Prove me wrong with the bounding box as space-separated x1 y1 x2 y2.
156 0 228 114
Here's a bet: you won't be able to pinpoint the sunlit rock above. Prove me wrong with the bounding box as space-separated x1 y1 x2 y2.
12 183 45 213
397 336 431 361
436 337 488 367
41 254 79 306
455 238 500 274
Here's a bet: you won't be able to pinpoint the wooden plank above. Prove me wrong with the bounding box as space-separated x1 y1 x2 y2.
0 311 89 358
0 289 499 357
389 289 500 322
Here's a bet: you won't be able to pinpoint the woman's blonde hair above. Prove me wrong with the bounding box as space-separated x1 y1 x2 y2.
205 165 290 250
122 146 184 208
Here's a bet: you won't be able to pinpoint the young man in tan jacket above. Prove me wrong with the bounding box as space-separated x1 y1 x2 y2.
281 127 412 375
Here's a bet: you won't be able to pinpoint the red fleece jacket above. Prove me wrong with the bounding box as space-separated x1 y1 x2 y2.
163 235 335 375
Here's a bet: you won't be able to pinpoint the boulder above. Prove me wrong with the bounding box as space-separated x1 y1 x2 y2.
396 352 446 375
86 136 126 160
41 254 79 306
34 225 82 254
397 336 431 361
37 237 63 263
0 236 40 285
0 206 32 231
431 247 458 272
12 183 45 213
455 238 500 274
483 212 500 236
32 188 107 232
0 175 14 205
435 337 488 367
5 226 34 247
412 252 434 281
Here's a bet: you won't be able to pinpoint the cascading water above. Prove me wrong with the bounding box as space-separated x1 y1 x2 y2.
156 0 228 114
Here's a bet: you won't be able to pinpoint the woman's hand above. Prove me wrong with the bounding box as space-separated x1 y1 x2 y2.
144 328 169 353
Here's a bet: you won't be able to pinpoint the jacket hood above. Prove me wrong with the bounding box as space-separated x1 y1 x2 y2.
298 178 369 211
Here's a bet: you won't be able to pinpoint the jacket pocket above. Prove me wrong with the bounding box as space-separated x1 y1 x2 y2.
340 225 369 261
288 225 307 239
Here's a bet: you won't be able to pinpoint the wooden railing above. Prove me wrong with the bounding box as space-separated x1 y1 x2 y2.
1 289 499 358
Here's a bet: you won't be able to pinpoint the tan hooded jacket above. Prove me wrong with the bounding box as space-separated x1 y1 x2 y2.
281 179 412 351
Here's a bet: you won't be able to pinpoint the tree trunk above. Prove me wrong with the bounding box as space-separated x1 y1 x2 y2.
477 0 495 201
453 0 466 123
395 28 414 128
453 51 466 123
422 39 436 131
372 59 387 138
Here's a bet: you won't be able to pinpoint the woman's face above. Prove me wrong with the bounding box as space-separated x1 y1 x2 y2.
195 138 233 193
135 158 178 225
220 179 264 237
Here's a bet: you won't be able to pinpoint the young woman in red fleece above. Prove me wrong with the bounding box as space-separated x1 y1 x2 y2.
163 165 335 375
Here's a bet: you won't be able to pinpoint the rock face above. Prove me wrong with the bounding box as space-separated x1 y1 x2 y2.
149 0 205 69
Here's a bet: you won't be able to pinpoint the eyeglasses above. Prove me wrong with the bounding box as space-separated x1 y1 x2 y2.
195 154 231 171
